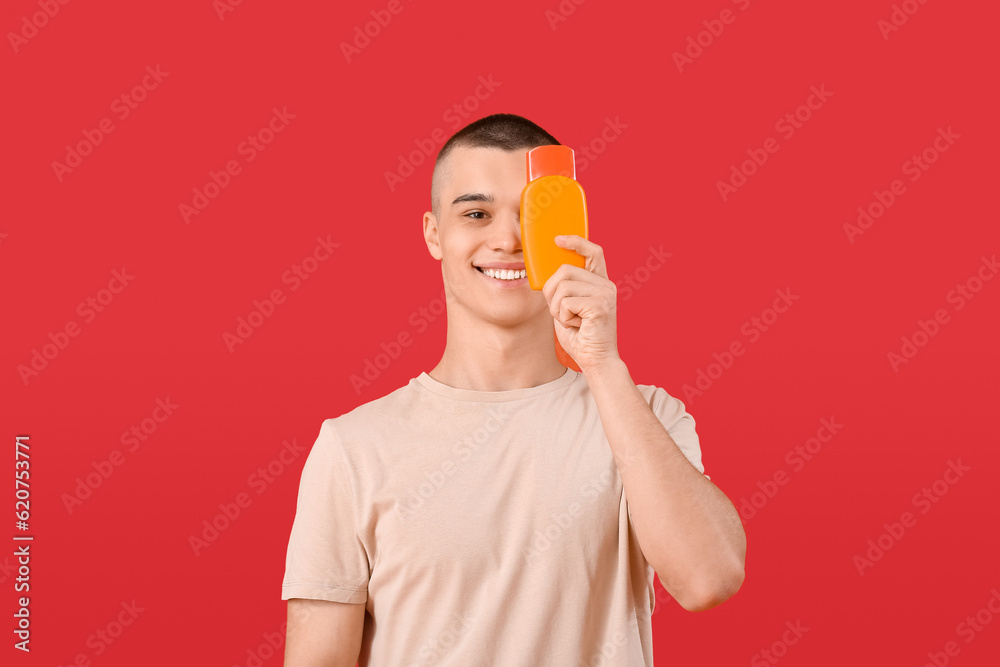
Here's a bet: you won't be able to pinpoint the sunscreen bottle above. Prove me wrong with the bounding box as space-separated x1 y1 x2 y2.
520 144 589 372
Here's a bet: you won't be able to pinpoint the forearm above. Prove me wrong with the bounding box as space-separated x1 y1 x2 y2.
584 358 746 610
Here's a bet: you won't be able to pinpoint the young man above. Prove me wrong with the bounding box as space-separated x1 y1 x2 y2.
281 113 746 666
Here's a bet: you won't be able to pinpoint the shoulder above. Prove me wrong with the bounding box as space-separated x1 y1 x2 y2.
631 381 695 425
632 380 705 475
317 378 424 451
572 372 693 424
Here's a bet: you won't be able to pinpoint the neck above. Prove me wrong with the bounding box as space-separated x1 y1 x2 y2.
428 308 567 391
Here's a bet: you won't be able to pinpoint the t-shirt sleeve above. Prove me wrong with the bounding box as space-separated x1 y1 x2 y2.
281 419 370 604
648 386 709 481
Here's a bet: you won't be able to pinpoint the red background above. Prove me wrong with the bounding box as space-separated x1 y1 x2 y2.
3 0 999 665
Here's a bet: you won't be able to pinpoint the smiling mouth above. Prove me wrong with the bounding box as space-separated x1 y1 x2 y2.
476 266 527 281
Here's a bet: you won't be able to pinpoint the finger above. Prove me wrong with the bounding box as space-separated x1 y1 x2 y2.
547 273 601 318
542 263 602 303
556 296 586 328
554 235 608 279
552 298 583 328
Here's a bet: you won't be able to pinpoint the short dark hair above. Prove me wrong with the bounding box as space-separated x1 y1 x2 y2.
431 113 561 218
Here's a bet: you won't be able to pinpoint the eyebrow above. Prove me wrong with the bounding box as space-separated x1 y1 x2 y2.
450 192 495 208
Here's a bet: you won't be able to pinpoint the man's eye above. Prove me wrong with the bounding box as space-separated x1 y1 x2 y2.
466 211 487 220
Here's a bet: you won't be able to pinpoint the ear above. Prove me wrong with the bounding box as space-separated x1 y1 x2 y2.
423 210 442 261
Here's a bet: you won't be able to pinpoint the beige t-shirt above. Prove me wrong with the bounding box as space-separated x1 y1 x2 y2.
281 366 707 666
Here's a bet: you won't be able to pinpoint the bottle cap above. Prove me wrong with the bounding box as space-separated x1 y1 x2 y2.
526 144 576 181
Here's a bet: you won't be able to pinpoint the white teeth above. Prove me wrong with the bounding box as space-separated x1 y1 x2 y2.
481 267 526 280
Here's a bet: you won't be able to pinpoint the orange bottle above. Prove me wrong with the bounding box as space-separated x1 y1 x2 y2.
520 144 589 372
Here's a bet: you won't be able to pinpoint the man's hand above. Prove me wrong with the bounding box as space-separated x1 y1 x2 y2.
541 234 620 373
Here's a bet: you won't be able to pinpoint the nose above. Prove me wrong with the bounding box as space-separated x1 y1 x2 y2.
488 208 523 254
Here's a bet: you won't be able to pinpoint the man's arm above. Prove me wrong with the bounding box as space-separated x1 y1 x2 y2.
585 358 746 612
284 598 365 667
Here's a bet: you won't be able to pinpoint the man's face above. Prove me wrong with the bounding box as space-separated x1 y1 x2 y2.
423 145 548 327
